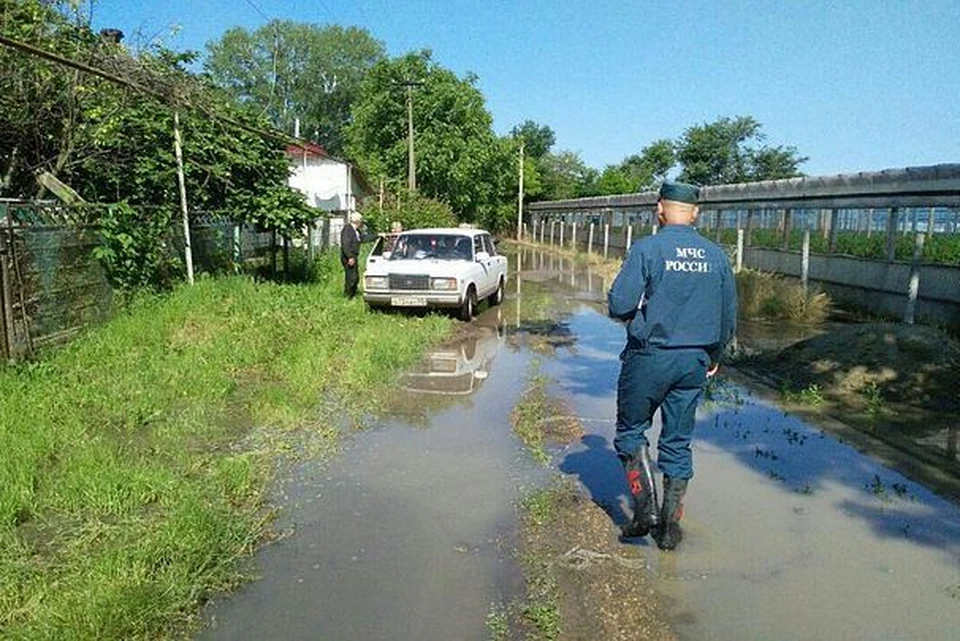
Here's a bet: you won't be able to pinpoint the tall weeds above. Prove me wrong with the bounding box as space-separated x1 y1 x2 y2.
736 268 831 324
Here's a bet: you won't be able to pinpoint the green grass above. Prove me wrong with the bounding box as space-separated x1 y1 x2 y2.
736 268 831 324
510 372 552 465
0 250 453 639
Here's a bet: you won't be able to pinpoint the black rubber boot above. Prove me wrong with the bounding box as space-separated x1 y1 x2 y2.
621 446 659 537
655 476 689 551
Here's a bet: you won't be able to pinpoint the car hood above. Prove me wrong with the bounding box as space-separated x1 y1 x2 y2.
366 258 469 277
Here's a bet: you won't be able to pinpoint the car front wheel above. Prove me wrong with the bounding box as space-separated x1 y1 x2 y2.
459 287 476 321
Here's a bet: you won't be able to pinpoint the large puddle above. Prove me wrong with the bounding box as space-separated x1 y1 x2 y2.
199 246 960 640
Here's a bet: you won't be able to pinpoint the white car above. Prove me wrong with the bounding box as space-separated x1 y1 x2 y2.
363 227 508 320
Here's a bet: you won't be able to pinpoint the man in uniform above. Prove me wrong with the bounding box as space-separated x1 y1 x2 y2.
340 211 364 298
607 181 738 551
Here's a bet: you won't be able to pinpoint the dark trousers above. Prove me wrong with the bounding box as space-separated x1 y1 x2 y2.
343 262 359 297
614 346 709 480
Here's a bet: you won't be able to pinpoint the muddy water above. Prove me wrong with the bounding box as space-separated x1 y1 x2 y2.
199 272 565 640
200 246 960 640
521 247 960 640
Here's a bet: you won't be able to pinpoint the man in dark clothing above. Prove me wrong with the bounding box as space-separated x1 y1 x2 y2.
340 211 363 298
607 181 738 551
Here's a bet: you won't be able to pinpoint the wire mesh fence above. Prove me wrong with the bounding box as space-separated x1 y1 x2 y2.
0 200 320 361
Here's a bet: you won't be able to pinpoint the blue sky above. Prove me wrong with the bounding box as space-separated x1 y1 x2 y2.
90 0 959 177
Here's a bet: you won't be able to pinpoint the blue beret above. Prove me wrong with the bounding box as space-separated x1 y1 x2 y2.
659 181 700 204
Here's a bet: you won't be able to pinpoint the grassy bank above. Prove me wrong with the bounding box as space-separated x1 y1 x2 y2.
0 251 452 639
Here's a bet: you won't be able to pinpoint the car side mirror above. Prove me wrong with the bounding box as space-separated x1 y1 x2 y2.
382 251 392 259
475 251 490 261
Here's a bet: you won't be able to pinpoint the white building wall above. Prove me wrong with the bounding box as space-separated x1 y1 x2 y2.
288 157 353 212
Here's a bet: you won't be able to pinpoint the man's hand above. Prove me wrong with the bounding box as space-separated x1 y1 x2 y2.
707 362 720 378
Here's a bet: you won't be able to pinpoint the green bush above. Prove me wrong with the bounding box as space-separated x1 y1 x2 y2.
359 188 457 233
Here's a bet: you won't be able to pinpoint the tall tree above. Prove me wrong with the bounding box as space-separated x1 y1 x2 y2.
676 115 806 185
204 21 385 154
538 150 598 200
509 120 556 159
344 50 512 224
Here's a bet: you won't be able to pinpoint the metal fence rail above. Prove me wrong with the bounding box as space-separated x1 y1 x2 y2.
523 164 960 330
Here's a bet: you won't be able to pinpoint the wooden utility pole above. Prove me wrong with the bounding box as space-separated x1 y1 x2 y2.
173 110 194 285
402 81 423 191
517 141 524 240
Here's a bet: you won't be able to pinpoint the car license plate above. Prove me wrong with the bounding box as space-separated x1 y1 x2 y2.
391 296 427 307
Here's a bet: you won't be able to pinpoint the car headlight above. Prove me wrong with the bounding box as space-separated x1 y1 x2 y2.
430 277 458 291
365 276 388 289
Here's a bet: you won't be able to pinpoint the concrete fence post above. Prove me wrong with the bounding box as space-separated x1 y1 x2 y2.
828 209 840 254
587 223 594 255
736 229 744 273
626 224 633 254
572 222 578 250
801 230 810 292
604 223 610 259
904 233 925 324
886 207 899 261
781 208 793 250
559 222 565 248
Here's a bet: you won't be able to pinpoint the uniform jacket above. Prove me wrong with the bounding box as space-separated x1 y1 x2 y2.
608 224 738 361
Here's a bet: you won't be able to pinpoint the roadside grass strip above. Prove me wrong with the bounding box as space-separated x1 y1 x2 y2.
0 252 452 639
510 369 584 466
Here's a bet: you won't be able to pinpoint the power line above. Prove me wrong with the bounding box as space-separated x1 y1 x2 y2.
0 32 304 148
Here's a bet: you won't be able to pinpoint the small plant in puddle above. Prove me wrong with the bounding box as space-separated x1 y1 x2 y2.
783 426 809 445
755 446 779 460
864 382 885 424
486 603 509 641
524 601 562 640
521 488 556 527
867 474 890 500
891 482 909 498
797 484 813 495
780 382 825 407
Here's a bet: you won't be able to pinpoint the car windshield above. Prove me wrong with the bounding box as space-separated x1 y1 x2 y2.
388 233 473 261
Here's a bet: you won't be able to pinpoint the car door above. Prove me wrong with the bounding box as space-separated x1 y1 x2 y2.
366 236 385 270
483 234 506 290
475 234 498 295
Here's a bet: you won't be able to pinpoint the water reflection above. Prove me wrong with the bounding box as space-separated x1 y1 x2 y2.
400 323 504 396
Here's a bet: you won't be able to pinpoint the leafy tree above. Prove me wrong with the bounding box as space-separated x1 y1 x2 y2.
538 150 598 200
509 120 556 159
0 0 99 198
359 188 456 233
621 139 675 188
345 50 513 225
204 21 385 154
749 145 809 181
595 165 635 196
676 115 806 185
0 1 315 288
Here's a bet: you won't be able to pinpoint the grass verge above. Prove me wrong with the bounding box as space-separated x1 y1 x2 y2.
0 250 453 639
510 367 583 465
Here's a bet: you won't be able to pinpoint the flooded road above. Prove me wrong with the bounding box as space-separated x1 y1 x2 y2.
200 246 960 640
